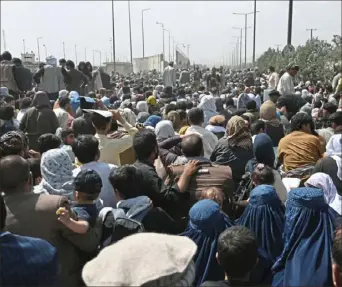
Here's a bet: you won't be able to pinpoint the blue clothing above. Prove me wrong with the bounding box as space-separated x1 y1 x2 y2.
69 91 80 114
0 231 58 286
144 115 162 128
249 248 275 285
253 133 275 168
72 203 98 226
101 96 110 107
236 185 285 260
180 199 233 286
272 187 335 287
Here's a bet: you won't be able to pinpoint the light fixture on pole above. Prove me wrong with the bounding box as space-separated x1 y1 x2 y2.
141 8 151 58
43 44 47 59
36 37 43 63
233 11 259 67
156 22 165 59
128 0 133 65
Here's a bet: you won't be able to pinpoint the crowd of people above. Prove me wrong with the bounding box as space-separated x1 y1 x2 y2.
1 49 342 287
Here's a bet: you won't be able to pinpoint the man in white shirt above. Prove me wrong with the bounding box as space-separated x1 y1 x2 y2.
89 109 138 166
163 61 176 88
185 107 218 159
72 135 117 208
277 64 299 96
54 96 71 128
267 66 280 90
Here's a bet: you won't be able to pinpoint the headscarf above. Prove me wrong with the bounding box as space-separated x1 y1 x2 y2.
155 120 175 141
180 200 233 286
253 133 275 168
136 101 149 113
121 108 136 126
179 125 189 135
136 112 150 124
120 99 132 109
236 185 285 260
226 116 252 149
198 95 217 126
272 187 335 287
45 56 57 67
144 115 161 128
260 100 280 127
305 173 342 215
32 91 50 109
167 111 181 130
35 148 74 199
58 90 68 98
147 96 157 106
69 91 80 114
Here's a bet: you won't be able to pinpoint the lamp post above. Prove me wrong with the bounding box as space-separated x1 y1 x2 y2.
62 42 66 59
233 11 259 67
164 28 171 62
128 0 133 65
111 0 116 71
37 37 43 63
75 44 77 63
23 39 26 54
43 44 47 59
287 0 293 45
156 22 165 59
232 29 243 68
141 8 151 58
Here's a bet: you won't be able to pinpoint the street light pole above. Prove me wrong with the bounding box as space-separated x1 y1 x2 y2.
128 0 133 65
43 44 47 59
287 0 293 45
63 42 66 59
37 37 42 63
253 0 257 66
85 48 87 61
75 44 77 63
111 0 116 72
306 28 317 40
156 22 165 59
23 39 26 54
164 29 171 62
141 8 151 58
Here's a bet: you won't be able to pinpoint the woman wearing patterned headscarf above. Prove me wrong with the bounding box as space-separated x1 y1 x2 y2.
272 187 335 287
211 116 253 189
19 92 59 151
198 95 217 126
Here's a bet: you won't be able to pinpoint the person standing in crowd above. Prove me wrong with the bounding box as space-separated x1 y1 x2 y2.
179 68 190 85
11 58 32 94
19 91 59 151
0 51 19 97
193 66 202 90
325 111 342 156
16 97 32 124
163 61 176 88
277 64 299 96
206 68 220 91
1 155 100 286
0 194 59 286
63 60 88 95
33 56 65 101
267 66 279 90
237 87 252 110
185 108 218 159
54 96 72 129
198 95 217 126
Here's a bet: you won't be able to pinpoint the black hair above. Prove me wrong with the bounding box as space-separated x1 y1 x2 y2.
177 109 187 122
255 86 262 95
59 96 70 109
19 97 32 109
72 114 96 137
66 60 75 69
72 135 99 164
251 120 265 136
178 89 186 97
232 109 247 117
91 113 111 131
133 129 157 160
1 51 12 61
290 112 314 133
59 58 66 64
181 134 203 157
188 108 204 126
0 193 6 231
0 104 15 121
186 100 194 110
217 226 258 278
330 111 342 126
164 104 177 115
0 131 28 158
74 169 102 201
246 100 257 111
252 164 275 185
198 85 205 91
60 128 74 141
37 134 61 154
109 165 142 198
323 102 338 115
225 98 234 107
269 66 275 72
26 158 41 184
176 101 187 111
12 58 22 65
144 91 153 98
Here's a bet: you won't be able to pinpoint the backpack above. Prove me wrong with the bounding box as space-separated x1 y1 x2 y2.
98 207 147 249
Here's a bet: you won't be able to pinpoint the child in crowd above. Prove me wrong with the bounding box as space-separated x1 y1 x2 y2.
57 169 102 234
57 127 75 162
252 163 275 187
251 120 265 143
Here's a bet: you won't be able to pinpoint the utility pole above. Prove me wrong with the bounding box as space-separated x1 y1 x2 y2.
141 8 151 58
93 50 95 66
128 1 133 65
85 48 87 61
232 28 244 69
164 28 171 62
275 44 282 51
111 0 116 71
63 42 66 59
287 0 293 45
306 28 317 40
2 30 6 51
252 0 257 66
43 44 47 59
172 37 175 61
23 39 26 54
233 11 258 68
37 37 42 63
75 44 77 63
156 22 165 59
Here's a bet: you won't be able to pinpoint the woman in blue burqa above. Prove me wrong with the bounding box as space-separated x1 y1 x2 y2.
272 187 336 286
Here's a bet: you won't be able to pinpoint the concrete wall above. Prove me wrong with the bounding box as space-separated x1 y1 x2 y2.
104 62 133 75
133 54 167 73
176 50 190 69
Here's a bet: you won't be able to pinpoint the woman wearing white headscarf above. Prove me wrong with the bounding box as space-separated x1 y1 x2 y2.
155 120 175 142
198 95 217 126
305 172 342 215
136 101 149 113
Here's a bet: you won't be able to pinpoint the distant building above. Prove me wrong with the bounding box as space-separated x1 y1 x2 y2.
21 52 40 72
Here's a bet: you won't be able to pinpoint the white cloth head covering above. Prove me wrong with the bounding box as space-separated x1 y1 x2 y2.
136 101 149 113
198 95 217 126
120 108 136 126
326 134 342 157
82 233 197 287
59 90 68 98
35 148 74 199
305 172 342 215
331 155 342 181
155 120 175 141
46 56 57 67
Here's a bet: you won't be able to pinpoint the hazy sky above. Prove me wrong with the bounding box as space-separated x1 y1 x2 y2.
1 1 341 66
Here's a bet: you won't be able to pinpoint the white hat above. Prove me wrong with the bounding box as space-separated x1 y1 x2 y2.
82 109 112 118
82 233 197 286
